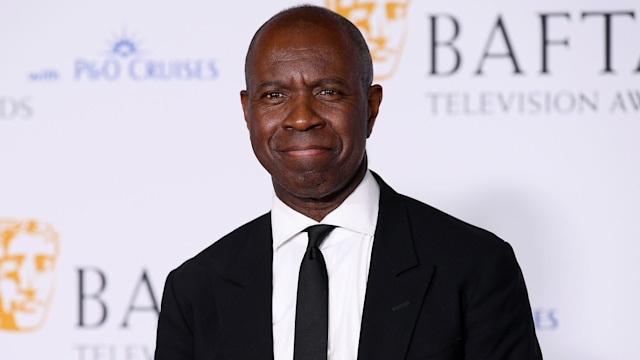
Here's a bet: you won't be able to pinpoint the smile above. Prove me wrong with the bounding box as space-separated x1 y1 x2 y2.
278 145 332 157
283 148 329 157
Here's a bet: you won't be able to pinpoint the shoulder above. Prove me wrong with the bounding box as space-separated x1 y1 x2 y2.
386 185 511 270
374 171 504 256
395 192 526 299
404 194 502 246
407 196 526 296
169 212 270 279
408 193 507 254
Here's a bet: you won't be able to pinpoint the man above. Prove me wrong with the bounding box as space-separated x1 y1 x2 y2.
155 5 542 360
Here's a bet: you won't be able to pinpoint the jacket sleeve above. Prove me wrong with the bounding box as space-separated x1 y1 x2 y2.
154 269 195 360
463 241 543 359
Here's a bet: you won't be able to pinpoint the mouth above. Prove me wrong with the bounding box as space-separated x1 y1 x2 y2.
282 148 329 157
278 145 332 157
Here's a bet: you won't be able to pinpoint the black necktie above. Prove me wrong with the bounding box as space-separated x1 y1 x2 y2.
294 225 335 360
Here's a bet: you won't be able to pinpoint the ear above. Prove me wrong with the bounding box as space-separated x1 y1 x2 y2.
366 84 383 138
240 90 250 129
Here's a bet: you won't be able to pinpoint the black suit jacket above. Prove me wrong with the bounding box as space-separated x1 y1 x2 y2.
155 174 542 359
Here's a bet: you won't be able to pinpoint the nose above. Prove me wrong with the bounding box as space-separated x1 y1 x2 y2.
281 94 325 131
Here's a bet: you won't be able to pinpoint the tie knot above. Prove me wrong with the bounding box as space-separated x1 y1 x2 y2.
304 225 335 249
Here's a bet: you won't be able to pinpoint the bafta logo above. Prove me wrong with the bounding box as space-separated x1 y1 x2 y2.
0 219 59 331
326 0 411 81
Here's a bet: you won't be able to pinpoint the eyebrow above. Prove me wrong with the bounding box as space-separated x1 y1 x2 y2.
254 77 350 90
255 81 285 90
314 77 349 87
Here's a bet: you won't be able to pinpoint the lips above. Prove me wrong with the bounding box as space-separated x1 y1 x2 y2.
271 132 339 161
279 146 331 157
274 136 336 157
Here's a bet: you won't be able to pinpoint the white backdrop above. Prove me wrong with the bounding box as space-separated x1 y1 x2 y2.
1 0 639 359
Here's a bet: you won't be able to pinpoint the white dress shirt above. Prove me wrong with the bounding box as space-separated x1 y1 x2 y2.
271 170 380 360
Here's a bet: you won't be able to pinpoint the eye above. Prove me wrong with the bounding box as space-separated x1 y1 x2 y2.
318 89 337 96
264 91 285 99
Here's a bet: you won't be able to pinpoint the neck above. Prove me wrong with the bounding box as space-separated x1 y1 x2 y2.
274 160 368 222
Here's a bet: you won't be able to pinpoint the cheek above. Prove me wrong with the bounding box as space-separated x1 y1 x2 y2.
336 116 369 148
248 122 278 169
247 116 271 145
248 108 281 139
249 125 272 153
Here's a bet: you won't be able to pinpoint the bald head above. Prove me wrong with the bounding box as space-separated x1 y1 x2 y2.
244 5 373 90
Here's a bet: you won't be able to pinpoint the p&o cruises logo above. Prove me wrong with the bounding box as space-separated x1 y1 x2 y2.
326 0 411 81
0 219 59 332
28 31 219 83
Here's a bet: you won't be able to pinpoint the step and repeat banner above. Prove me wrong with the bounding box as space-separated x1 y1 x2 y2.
1 0 638 359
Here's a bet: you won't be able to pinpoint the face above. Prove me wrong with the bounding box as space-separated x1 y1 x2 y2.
241 16 382 210
0 232 57 331
327 0 411 80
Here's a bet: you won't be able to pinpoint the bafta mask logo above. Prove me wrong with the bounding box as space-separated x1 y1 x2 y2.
326 0 411 81
0 219 59 332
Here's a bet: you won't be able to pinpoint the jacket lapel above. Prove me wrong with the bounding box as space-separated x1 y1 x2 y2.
215 213 274 360
358 175 435 360
209 174 434 359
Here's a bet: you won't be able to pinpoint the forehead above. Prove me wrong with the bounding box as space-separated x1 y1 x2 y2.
247 16 359 82
257 10 348 47
337 0 410 5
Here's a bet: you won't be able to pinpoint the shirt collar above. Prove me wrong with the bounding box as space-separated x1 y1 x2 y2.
271 170 380 250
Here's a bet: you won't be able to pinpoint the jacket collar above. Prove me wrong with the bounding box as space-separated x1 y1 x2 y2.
357 172 435 360
215 213 275 359
214 173 434 359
